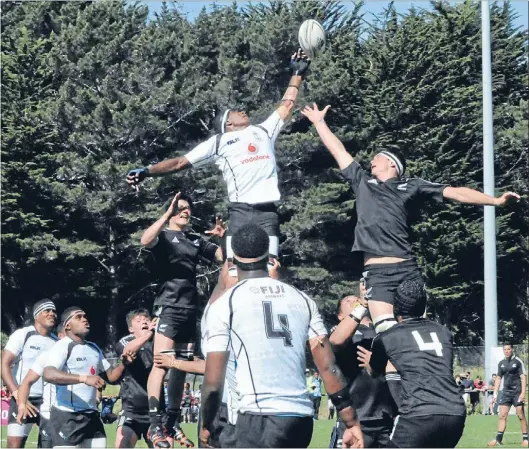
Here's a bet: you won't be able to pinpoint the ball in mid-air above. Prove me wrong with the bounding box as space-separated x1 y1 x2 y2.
298 19 326 58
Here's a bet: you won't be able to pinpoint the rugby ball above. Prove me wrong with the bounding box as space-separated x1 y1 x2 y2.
298 19 326 58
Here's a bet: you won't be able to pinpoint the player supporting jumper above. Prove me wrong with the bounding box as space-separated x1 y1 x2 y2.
301 103 520 333
140 193 225 448
126 49 311 266
1 299 58 449
488 344 528 447
199 224 364 448
329 295 395 448
15 324 66 448
115 309 158 448
43 307 129 448
363 280 466 448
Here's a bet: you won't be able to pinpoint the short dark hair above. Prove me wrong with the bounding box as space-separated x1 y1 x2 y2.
394 280 426 318
232 224 269 271
126 308 151 328
503 343 513 349
61 306 84 327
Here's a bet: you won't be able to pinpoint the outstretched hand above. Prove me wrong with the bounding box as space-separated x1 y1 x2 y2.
205 217 227 238
165 192 181 217
126 167 149 192
494 191 520 207
301 103 331 124
290 48 311 76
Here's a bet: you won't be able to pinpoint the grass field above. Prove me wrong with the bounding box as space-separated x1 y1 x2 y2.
2 414 527 448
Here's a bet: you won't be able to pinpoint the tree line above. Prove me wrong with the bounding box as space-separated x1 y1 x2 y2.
2 0 527 353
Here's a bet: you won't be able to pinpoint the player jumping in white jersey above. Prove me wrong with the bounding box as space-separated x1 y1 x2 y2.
42 307 131 448
199 224 364 448
1 299 58 448
16 324 66 448
126 49 311 266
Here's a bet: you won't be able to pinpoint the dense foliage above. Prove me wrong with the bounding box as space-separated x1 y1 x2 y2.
2 0 527 352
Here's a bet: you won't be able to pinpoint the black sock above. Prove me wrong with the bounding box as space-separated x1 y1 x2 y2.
148 396 163 428
522 432 528 441
166 368 186 429
496 431 504 443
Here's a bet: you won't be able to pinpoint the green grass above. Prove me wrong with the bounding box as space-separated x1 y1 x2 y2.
2 414 526 448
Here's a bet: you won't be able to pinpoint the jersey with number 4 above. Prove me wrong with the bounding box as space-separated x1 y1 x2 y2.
206 278 327 416
184 112 283 204
370 318 465 417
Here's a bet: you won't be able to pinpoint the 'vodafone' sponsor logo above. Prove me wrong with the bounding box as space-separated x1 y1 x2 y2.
241 154 271 164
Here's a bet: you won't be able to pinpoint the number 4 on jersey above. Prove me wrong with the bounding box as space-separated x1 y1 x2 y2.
263 301 293 347
411 330 443 356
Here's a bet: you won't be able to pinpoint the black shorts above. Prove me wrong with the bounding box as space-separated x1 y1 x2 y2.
198 402 230 448
8 396 42 425
219 422 237 448
388 414 465 448
38 416 55 448
234 413 313 448
363 260 424 304
155 305 196 344
329 418 392 448
499 390 524 407
50 407 106 446
117 411 150 441
227 202 280 236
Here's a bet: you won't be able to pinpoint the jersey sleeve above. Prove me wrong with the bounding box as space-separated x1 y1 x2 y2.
30 351 49 377
204 297 231 353
409 178 447 202
184 136 218 168
199 238 219 263
257 111 284 143
307 298 328 341
97 350 112 373
4 328 28 357
45 340 69 370
516 358 526 375
369 335 389 375
341 161 368 193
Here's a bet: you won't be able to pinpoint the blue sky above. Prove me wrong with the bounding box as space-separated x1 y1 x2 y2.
140 1 528 30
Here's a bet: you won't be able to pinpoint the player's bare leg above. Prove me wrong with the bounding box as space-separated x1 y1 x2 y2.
515 404 528 447
7 435 28 448
115 424 139 448
489 404 510 446
148 332 174 448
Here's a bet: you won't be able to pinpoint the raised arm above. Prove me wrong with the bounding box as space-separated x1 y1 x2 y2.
443 187 520 206
140 193 179 247
301 103 354 170
127 158 190 191
276 49 311 121
329 297 368 347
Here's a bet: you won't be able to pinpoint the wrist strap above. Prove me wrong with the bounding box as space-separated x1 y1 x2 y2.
348 313 361 324
288 85 299 89
79 375 88 384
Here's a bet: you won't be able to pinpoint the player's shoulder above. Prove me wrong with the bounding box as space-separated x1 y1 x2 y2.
119 334 135 346
85 340 104 354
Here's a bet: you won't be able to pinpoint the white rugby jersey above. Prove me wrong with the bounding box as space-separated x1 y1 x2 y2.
201 303 239 424
29 351 55 419
185 111 284 204
4 326 58 398
45 337 111 412
206 278 327 416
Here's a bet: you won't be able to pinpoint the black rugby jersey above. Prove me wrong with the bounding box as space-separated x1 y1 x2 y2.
332 324 394 422
151 230 218 309
115 334 157 415
370 317 465 417
341 161 447 259
497 355 526 393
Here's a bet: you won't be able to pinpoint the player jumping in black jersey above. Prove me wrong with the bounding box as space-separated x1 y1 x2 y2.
141 192 225 448
1 299 58 449
488 344 528 447
329 294 395 448
360 280 466 448
301 103 520 334
115 309 158 448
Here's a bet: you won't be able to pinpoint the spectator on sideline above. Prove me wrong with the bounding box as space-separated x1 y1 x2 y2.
486 374 498 415
181 383 192 424
461 373 475 413
100 394 120 424
328 397 335 420
1 386 10 400
310 371 322 420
